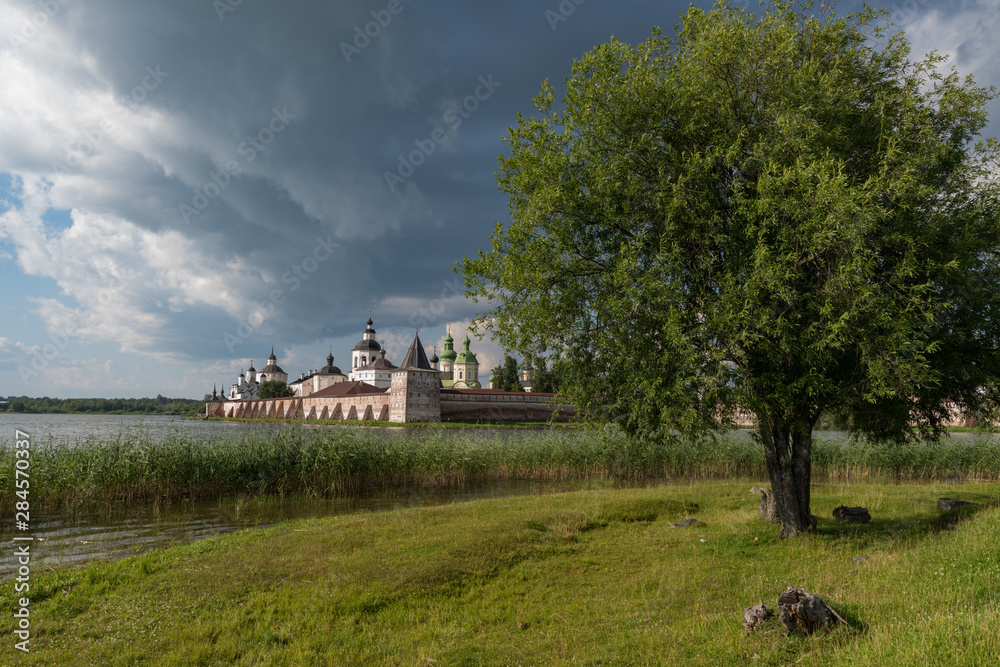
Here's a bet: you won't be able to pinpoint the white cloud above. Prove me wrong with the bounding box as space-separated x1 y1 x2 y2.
0 177 270 359
899 2 1000 86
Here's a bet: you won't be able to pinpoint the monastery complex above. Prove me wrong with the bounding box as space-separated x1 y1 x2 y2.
206 316 572 423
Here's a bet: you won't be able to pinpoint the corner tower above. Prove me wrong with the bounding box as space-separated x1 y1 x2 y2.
389 331 441 423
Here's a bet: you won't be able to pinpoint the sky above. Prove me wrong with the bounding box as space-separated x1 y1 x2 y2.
0 0 997 400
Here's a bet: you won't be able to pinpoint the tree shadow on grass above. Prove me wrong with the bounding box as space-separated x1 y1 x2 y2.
827 601 869 635
811 501 993 550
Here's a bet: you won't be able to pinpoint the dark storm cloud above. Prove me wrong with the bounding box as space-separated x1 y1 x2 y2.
2 0 993 370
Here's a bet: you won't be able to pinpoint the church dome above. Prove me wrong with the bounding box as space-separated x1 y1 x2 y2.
454 335 478 364
353 338 382 352
439 328 458 362
319 352 343 375
260 347 285 374
361 350 397 370
354 314 381 352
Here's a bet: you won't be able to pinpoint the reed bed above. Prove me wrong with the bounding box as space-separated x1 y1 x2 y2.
2 427 1000 509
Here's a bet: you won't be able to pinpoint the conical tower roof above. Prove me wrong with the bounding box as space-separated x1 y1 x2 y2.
399 331 432 370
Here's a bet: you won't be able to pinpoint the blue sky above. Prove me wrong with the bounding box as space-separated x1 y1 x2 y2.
0 0 996 399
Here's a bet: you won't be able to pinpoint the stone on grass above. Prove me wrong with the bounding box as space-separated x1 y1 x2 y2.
742 602 773 635
670 518 699 528
777 587 846 635
937 498 979 512
832 506 871 523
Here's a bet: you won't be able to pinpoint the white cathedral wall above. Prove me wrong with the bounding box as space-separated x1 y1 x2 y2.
351 368 392 388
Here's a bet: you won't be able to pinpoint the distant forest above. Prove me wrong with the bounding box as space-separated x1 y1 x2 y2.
0 395 205 416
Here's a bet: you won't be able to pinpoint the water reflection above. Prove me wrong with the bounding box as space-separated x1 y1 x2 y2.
0 479 609 577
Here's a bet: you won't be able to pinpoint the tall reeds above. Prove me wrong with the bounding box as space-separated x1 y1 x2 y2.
2 427 999 509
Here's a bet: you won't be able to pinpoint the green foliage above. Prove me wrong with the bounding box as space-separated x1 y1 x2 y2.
1 395 204 415
257 380 293 399
529 355 566 393
462 0 1000 443
491 354 524 391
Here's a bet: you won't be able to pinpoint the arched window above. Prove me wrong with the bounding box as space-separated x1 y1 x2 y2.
459 370 463 379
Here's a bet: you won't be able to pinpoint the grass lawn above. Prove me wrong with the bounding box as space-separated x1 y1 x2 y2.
3 480 998 665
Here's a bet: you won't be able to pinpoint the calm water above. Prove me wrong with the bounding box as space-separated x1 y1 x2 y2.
0 412 283 445
1 479 602 577
0 414 590 576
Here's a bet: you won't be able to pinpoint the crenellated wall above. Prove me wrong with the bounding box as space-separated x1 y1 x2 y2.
208 392 975 427
439 390 575 422
207 386 575 423
210 393 390 421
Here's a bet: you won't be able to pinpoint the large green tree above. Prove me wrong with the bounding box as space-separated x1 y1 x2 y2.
491 355 524 392
257 380 293 399
462 1 1000 536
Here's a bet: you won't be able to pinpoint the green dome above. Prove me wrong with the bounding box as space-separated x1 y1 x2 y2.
454 335 478 365
439 329 458 362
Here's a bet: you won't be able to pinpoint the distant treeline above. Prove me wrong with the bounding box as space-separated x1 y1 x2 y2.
0 395 204 416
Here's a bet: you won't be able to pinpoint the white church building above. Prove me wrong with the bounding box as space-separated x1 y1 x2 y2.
227 347 288 400
223 315 482 401
347 314 398 388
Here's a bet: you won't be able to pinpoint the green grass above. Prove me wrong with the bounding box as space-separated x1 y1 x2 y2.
4 427 1000 510
3 480 998 665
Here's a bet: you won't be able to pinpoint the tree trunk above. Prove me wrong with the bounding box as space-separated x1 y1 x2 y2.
759 416 816 538
777 586 846 634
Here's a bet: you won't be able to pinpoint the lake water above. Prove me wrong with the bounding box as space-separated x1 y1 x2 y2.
0 414 594 576
0 413 282 445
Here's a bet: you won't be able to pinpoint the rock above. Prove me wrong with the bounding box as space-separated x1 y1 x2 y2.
851 555 868 563
832 506 871 523
743 602 773 635
670 518 699 528
750 487 779 523
777 586 846 635
937 498 979 512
